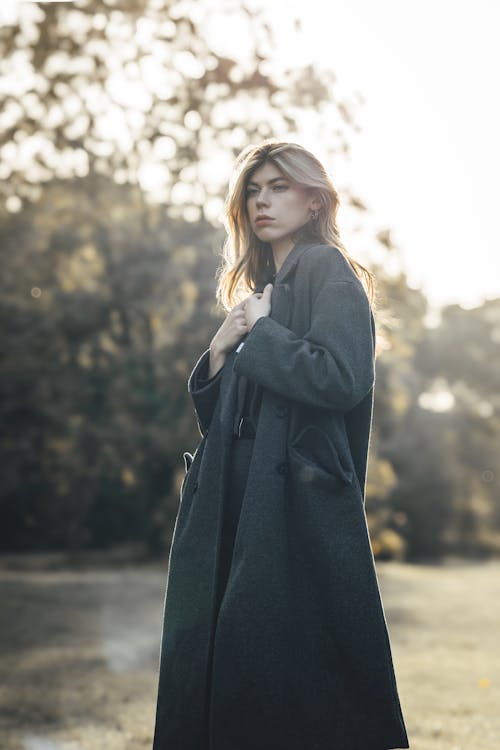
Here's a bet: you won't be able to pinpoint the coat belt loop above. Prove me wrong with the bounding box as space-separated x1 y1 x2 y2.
233 375 248 436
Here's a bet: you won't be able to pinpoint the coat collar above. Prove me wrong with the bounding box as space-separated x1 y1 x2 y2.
255 239 319 293
273 238 317 285
269 239 319 328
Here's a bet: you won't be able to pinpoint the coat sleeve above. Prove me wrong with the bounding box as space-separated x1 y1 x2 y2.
232 280 375 413
187 348 224 436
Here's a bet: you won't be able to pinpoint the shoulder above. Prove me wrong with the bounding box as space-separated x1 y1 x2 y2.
296 245 374 333
297 243 362 290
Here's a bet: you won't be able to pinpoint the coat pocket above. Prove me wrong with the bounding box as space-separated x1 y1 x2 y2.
288 424 354 489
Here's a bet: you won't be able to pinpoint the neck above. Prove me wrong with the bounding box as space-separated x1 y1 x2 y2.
271 237 296 274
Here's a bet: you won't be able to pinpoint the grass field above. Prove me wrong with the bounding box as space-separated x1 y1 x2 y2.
0 557 498 749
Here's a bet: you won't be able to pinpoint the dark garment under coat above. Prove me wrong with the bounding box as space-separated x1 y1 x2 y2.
152 239 411 750
198 359 262 436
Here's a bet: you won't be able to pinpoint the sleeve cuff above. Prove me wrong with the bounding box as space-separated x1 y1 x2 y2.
188 348 224 393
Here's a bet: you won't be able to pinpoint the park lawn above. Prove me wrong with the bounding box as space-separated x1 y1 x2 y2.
0 557 498 750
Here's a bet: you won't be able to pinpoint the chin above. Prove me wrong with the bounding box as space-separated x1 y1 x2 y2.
256 226 289 239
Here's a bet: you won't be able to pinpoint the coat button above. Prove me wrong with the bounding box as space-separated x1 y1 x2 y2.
276 461 288 475
274 403 288 418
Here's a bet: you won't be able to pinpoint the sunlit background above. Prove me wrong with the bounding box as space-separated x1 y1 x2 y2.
1 1 499 749
2 0 499 308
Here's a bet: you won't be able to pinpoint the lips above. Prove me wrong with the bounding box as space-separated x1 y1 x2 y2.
256 216 274 224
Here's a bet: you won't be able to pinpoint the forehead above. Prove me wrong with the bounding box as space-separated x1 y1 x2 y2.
247 161 288 185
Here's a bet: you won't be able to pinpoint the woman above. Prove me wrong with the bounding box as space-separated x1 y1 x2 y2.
152 140 410 750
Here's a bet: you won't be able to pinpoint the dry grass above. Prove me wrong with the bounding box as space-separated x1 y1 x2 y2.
381 559 500 750
0 556 498 749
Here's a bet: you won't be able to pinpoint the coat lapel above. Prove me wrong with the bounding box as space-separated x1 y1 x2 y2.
269 281 291 327
221 240 317 434
273 238 315 285
264 239 317 328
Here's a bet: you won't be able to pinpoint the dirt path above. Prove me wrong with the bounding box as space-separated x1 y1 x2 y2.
0 557 499 749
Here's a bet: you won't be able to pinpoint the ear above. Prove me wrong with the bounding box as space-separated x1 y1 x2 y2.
308 191 322 212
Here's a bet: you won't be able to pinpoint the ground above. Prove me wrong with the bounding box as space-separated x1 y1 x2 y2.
0 554 498 750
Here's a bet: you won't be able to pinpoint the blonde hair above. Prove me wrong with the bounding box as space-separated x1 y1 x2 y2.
215 139 377 316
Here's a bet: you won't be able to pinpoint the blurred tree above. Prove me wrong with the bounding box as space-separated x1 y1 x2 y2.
413 300 500 557
0 173 223 552
370 263 500 560
0 0 370 554
1 0 498 561
0 0 357 217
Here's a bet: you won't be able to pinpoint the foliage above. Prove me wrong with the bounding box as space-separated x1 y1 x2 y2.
1 1 498 559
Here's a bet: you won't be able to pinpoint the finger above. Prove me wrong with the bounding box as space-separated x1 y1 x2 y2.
234 300 250 315
236 293 255 310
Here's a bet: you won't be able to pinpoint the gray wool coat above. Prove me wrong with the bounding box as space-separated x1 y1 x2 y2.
152 239 410 750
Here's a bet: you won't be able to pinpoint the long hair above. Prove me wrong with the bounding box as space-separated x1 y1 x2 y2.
215 139 377 316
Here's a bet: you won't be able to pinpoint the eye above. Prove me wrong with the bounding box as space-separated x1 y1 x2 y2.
245 184 288 196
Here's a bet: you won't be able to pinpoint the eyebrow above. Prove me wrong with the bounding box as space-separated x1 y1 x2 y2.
247 176 290 187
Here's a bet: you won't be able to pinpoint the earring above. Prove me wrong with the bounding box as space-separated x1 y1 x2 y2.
310 209 319 220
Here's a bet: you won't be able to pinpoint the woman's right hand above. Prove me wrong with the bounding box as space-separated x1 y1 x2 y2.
208 297 252 376
210 297 250 356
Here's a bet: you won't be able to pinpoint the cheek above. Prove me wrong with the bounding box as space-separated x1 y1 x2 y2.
281 191 306 213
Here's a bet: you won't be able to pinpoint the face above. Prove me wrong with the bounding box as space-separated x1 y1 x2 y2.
245 160 319 250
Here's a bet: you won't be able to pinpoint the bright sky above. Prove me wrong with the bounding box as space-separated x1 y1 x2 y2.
2 1 498 311
275 0 500 310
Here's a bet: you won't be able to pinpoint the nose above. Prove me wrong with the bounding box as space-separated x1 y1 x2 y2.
256 190 270 209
